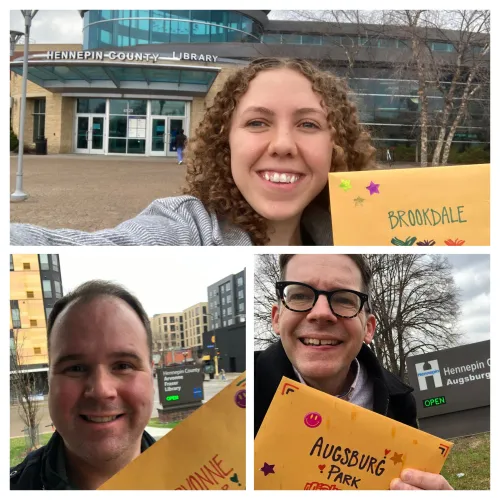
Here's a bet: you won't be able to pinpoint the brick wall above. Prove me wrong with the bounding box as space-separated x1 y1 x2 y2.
158 404 202 423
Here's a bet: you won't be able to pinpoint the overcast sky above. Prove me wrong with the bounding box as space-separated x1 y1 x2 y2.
445 254 490 344
58 249 246 317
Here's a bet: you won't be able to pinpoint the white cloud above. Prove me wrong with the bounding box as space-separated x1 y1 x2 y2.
10 10 82 44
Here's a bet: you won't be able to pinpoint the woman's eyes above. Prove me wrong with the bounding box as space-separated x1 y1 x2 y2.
299 121 320 129
245 120 320 129
246 120 267 127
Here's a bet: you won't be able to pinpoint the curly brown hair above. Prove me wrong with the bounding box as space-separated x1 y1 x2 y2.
184 57 377 245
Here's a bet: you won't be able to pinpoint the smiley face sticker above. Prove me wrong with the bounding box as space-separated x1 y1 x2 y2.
235 389 246 408
304 412 322 428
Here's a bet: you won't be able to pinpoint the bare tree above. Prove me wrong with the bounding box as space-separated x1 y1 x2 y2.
287 10 489 166
383 10 489 166
10 330 45 451
366 254 461 381
254 254 280 350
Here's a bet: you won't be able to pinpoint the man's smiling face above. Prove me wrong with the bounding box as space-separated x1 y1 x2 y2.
272 255 375 387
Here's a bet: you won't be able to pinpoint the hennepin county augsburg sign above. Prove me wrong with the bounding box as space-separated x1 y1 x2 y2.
46 50 219 63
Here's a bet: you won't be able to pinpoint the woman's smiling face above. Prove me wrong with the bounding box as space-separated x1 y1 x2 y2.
228 68 334 224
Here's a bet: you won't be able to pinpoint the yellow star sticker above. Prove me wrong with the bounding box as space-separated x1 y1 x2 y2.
354 196 365 206
339 179 352 191
390 452 404 465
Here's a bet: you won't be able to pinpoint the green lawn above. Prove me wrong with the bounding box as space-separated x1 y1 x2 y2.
10 433 53 468
441 432 490 490
147 418 180 429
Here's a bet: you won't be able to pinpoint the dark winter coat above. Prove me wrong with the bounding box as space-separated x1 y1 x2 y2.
10 430 156 490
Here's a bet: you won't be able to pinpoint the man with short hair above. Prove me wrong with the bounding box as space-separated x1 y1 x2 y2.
255 254 452 490
10 280 156 490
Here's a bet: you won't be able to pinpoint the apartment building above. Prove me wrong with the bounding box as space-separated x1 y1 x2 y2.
207 269 246 330
10 254 62 396
183 302 208 349
150 312 184 355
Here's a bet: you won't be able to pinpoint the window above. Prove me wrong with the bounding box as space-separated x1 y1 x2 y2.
26 291 34 298
30 319 37 327
228 319 233 326
11 301 21 328
197 326 200 334
54 280 62 299
23 262 31 270
204 325 207 333
32 98 46 141
196 318 200 325
238 290 244 299
227 295 232 304
40 254 49 270
237 277 243 286
163 317 167 324
179 316 183 322
170 317 175 323
227 307 232 315
240 315 246 323
238 303 245 312
222 297 226 305
197 336 201 344
10 255 14 271
51 255 59 271
170 325 175 332
225 283 231 292
164 324 168 333
34 347 41 355
223 320 227 327
45 307 53 320
42 280 52 298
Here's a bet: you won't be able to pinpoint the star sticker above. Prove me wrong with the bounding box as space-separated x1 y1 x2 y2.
339 179 352 192
366 181 380 195
260 462 275 476
354 196 365 207
390 452 404 465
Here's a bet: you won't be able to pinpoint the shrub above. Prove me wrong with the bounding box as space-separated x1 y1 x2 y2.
448 146 490 164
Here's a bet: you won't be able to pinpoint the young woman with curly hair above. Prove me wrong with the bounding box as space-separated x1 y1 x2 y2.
11 57 377 246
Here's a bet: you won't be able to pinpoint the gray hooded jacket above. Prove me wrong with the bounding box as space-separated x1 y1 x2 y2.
11 195 333 246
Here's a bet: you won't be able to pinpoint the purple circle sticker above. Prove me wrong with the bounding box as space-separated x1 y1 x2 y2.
304 412 322 428
235 389 246 408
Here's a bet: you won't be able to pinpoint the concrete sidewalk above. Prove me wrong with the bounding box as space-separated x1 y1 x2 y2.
10 155 186 231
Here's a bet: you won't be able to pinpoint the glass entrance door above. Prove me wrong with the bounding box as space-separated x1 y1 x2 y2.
167 118 185 157
150 117 167 156
75 115 105 154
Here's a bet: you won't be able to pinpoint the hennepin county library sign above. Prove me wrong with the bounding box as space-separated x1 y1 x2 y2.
46 50 219 63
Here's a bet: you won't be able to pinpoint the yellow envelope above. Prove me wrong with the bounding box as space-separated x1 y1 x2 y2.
329 164 490 246
255 377 453 490
100 373 246 490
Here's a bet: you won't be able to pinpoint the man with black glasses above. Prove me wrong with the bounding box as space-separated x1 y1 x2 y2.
254 254 453 490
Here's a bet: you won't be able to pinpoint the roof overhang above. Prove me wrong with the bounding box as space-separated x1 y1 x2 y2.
10 59 220 97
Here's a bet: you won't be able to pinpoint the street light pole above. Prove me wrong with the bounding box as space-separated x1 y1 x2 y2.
11 10 38 203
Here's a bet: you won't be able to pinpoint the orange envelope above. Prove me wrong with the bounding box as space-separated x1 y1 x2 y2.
255 377 453 490
100 373 246 490
328 164 490 246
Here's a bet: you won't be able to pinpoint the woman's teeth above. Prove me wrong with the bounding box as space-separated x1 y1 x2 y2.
262 172 300 184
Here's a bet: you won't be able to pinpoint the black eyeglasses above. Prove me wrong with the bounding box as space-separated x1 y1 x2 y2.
276 281 369 319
